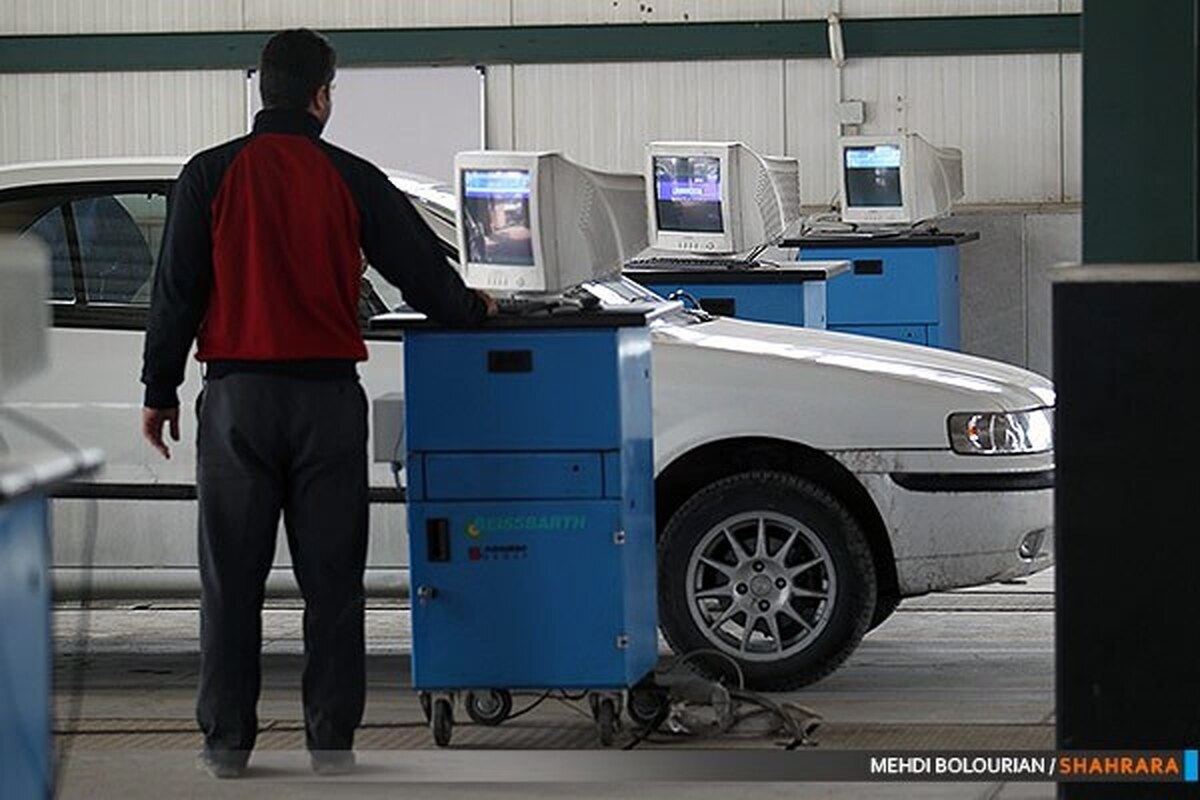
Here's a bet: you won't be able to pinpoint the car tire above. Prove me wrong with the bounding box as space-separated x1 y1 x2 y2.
658 471 876 691
868 594 901 632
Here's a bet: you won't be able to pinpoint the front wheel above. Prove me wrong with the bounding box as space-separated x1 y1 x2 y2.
464 690 512 726
658 471 877 691
595 698 617 747
431 698 454 747
626 685 668 727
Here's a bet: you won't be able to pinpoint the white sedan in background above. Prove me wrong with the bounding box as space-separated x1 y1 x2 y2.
0 159 1054 690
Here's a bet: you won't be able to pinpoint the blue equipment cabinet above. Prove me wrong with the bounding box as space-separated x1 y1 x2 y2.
1 453 99 799
386 307 659 745
624 260 849 328
0 492 52 800
791 232 978 349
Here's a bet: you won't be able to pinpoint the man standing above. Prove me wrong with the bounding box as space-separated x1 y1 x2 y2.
140 29 493 778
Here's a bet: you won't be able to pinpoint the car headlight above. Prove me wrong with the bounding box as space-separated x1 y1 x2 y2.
947 408 1054 455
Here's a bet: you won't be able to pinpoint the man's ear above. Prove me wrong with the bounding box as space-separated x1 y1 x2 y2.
310 83 332 120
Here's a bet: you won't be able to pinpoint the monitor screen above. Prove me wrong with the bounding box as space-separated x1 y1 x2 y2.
844 145 903 208
653 155 724 233
461 169 535 266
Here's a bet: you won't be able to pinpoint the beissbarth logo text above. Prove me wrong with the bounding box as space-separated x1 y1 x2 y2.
467 514 587 535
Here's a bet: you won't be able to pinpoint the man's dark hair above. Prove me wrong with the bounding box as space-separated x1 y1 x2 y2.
259 29 336 110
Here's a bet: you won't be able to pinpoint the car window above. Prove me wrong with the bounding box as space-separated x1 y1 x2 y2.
74 192 165 306
21 205 75 301
1 185 167 310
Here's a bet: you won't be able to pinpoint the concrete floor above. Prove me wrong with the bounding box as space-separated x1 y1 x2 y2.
49 569 1056 799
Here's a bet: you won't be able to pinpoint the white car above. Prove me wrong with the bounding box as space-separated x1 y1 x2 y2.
0 159 1054 690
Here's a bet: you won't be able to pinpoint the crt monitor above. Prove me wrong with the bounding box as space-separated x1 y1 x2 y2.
652 153 723 234
762 155 802 234
839 133 964 225
460 169 535 268
455 151 647 294
645 142 796 255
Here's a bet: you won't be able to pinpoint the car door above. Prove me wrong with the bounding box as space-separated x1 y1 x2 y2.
0 180 209 591
1 178 417 597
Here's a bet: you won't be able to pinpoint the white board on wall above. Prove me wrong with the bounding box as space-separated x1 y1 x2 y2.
247 66 484 182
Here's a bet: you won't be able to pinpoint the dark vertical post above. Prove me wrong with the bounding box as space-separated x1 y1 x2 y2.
1054 268 1200 798
1082 3 1199 262
1062 5 1200 797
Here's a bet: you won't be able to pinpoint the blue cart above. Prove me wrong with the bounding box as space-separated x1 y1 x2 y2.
624 259 849 328
791 231 978 349
1 449 100 799
378 307 660 746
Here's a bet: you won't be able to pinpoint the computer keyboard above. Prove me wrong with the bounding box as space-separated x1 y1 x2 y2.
626 256 760 270
800 229 901 240
494 296 559 315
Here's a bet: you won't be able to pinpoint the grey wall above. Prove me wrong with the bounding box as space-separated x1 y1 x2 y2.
955 205 1080 378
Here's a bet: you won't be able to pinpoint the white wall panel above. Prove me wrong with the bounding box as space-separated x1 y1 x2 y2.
783 59 841 204
243 0 510 30
785 0 1058 17
513 0 782 25
1061 53 1080 201
0 71 244 166
842 55 1063 202
511 60 785 173
0 0 241 34
1060 0 1082 12
485 65 517 151
0 1 1077 205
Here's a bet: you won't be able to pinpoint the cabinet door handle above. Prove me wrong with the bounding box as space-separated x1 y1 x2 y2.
426 518 451 562
853 259 884 275
487 349 533 373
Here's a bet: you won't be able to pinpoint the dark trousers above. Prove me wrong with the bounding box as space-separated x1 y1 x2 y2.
195 373 368 758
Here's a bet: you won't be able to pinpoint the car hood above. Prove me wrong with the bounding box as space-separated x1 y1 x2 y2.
650 315 1054 455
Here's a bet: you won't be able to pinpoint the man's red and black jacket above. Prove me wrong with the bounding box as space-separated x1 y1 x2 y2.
141 107 485 409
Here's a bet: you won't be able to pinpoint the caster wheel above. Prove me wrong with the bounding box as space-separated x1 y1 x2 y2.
626 686 668 727
431 697 454 747
465 690 513 726
418 691 432 723
596 698 617 747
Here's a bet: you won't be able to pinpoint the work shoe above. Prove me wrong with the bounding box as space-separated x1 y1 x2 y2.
310 749 356 776
196 750 246 779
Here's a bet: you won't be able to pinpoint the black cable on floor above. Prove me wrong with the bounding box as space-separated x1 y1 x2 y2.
550 693 595 721
503 692 551 721
621 697 671 750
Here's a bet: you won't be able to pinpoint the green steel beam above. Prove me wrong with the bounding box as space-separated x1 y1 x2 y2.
1082 3 1199 262
842 13 1079 57
0 14 1080 73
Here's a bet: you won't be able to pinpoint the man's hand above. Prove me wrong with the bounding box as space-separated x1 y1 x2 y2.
142 406 180 460
475 289 499 317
